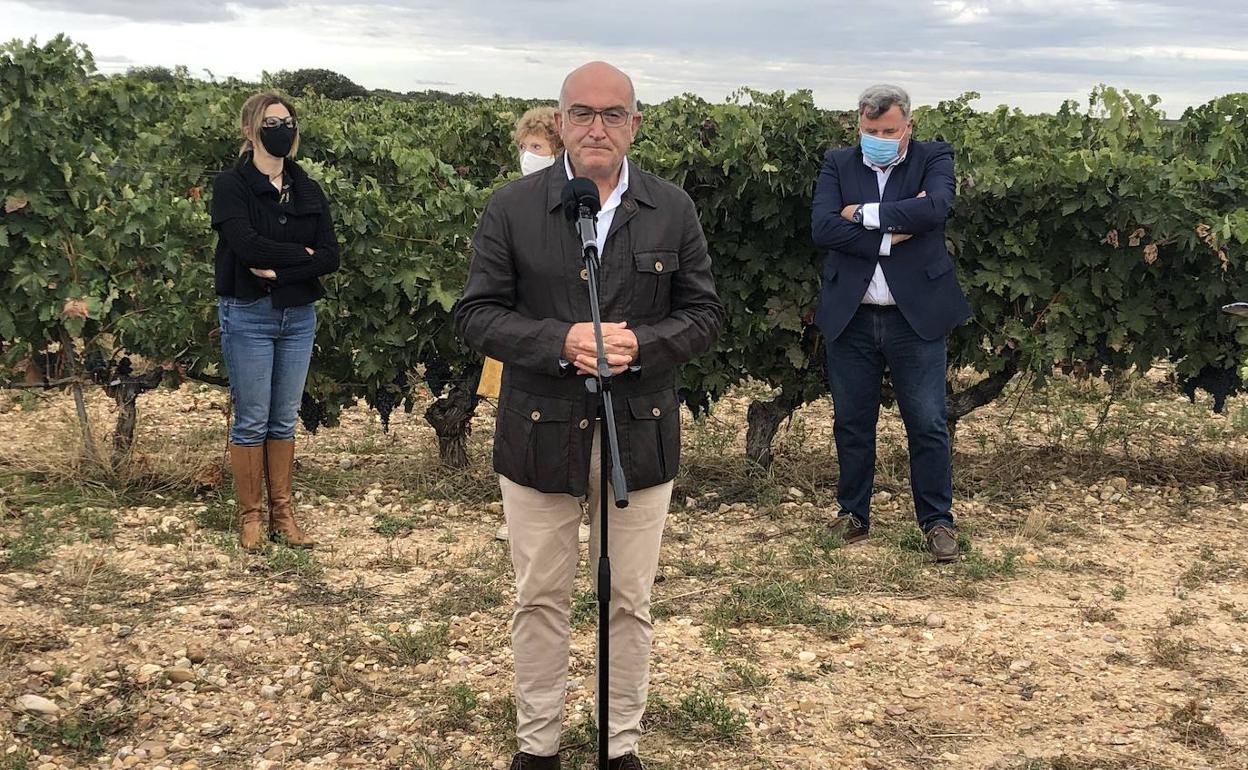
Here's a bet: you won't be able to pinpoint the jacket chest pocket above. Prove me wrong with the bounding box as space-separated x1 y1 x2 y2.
630 249 679 320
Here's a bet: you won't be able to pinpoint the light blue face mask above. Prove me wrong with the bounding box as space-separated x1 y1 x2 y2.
861 131 905 167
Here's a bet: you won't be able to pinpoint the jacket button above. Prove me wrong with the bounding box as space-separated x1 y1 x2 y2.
654 261 664 272
579 419 589 429
651 407 661 417
278 215 287 225
580 268 589 281
530 410 541 421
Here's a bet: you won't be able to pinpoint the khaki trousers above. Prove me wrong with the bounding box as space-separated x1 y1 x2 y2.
501 427 672 759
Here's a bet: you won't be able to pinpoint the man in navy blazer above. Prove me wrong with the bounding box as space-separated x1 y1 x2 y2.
810 84 971 562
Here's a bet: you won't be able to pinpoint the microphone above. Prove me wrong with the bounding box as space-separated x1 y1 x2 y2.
561 177 601 257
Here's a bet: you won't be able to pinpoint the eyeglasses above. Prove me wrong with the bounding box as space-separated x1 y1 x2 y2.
564 106 631 128
261 117 297 130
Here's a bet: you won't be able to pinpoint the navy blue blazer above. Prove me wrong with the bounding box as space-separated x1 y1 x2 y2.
810 139 971 342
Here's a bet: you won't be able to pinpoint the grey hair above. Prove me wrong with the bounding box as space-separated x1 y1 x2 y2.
858 84 910 120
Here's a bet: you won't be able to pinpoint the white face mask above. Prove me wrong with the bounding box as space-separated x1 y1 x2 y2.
520 150 556 176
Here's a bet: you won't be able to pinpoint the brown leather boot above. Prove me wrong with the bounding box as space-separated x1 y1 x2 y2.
228 444 267 551
264 438 314 548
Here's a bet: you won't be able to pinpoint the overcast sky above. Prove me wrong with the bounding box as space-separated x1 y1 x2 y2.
4 0 1246 114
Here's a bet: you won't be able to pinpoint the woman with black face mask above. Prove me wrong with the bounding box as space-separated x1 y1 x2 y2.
210 92 340 551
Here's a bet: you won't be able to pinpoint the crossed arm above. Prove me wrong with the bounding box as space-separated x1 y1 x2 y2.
811 144 955 257
212 174 340 283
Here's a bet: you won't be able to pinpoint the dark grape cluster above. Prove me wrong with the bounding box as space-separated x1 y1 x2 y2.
366 373 412 432
299 392 326 434
679 388 710 418
1093 337 1115 367
367 388 396 432
81 352 134 385
424 358 452 399
1181 365 1239 414
84 350 109 384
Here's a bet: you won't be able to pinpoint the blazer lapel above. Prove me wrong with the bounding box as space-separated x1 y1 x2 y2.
880 145 917 203
542 158 589 317
854 150 882 204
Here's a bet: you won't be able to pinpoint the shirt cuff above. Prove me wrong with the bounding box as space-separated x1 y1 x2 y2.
862 203 881 230
879 233 892 257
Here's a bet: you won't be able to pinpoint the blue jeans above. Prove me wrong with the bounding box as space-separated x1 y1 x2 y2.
825 304 954 532
218 296 316 446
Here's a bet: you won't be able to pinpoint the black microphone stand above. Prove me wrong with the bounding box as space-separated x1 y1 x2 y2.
576 201 630 770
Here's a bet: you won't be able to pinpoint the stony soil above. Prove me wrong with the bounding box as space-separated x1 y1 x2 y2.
1 374 1245 770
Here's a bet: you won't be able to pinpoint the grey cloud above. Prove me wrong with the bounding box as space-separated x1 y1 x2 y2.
350 0 1246 109
368 0 1246 60
15 0 290 23
11 0 1245 111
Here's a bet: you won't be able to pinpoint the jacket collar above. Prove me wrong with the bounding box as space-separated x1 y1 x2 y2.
544 152 656 214
236 152 321 214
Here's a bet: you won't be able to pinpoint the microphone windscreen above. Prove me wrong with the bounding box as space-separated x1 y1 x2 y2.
561 177 601 221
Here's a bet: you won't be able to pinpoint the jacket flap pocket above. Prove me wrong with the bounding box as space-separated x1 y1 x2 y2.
926 259 954 280
634 249 679 275
627 391 678 420
504 389 572 423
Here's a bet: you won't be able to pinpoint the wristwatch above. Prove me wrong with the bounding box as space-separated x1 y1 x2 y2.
851 204 864 225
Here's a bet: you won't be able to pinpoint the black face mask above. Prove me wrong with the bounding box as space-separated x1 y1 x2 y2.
259 125 296 158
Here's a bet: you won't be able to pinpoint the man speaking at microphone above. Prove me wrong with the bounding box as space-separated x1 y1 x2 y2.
455 62 723 769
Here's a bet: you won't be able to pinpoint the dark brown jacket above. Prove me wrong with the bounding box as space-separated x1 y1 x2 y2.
454 155 724 495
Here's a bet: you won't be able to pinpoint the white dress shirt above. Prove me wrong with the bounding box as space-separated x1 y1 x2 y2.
565 152 629 253
560 154 637 374
857 151 907 306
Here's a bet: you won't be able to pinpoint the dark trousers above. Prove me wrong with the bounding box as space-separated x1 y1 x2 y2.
825 304 954 532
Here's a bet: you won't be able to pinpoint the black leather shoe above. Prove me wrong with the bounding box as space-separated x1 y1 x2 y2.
824 512 869 545
509 752 560 770
609 754 645 770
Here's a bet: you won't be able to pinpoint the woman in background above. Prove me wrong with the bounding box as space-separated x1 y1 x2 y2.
211 92 340 551
477 106 563 407
483 106 584 543
514 105 561 175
